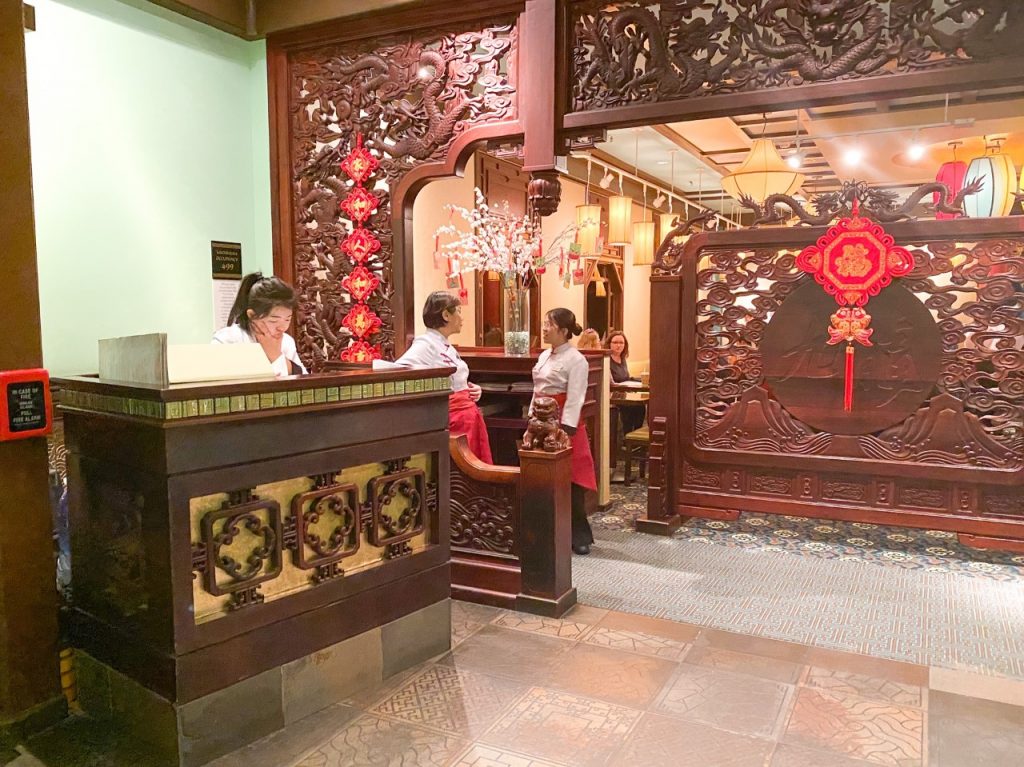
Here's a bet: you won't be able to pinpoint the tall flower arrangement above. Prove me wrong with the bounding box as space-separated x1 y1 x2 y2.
434 189 589 354
435 189 585 288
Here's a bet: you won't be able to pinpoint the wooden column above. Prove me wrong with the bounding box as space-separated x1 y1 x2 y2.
515 446 577 617
0 0 64 737
636 271 684 535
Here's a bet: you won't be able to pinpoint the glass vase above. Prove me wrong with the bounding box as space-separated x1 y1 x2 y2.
503 286 530 356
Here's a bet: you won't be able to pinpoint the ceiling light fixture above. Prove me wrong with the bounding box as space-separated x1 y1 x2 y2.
576 157 602 254
843 144 864 167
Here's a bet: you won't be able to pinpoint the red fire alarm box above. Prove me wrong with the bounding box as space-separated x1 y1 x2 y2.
0 368 52 441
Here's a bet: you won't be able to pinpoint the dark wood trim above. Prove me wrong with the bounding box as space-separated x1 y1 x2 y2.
266 0 526 50
562 60 1024 135
267 41 292 285
678 491 1024 541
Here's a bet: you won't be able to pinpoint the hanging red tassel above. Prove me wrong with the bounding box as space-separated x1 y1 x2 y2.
844 344 855 412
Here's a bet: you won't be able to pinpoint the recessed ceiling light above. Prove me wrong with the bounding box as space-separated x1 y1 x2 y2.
843 147 864 166
907 143 926 161
656 160 669 165
786 153 802 170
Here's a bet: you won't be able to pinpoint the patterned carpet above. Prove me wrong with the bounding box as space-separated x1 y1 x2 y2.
576 482 1024 678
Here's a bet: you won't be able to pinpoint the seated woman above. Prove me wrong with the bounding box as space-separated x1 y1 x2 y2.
213 272 306 377
605 330 646 435
531 308 596 555
393 291 493 463
576 328 601 350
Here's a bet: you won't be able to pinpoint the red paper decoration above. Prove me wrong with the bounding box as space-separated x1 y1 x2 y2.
337 134 383 360
796 200 913 411
340 186 380 224
342 266 380 302
340 340 382 363
340 134 379 185
341 228 382 263
342 303 383 338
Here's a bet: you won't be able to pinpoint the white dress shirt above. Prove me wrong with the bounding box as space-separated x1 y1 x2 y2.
531 342 589 428
391 329 469 392
212 324 307 377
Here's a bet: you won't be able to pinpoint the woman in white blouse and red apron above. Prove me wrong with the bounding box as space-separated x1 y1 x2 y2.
393 291 493 463
531 308 596 555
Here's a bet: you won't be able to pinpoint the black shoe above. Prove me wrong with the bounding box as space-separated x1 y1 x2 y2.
572 543 591 555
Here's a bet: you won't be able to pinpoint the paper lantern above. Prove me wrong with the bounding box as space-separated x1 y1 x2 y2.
721 138 804 204
608 195 632 245
659 212 678 242
963 150 1017 218
576 204 602 255
934 161 967 220
632 220 655 266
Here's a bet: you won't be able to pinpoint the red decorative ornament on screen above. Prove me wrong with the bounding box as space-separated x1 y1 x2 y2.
796 199 913 411
338 133 383 360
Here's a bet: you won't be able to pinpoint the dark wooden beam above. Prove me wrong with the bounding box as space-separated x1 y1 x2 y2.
145 0 250 37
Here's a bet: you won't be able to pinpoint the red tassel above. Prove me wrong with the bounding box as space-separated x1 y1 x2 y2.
844 344 855 412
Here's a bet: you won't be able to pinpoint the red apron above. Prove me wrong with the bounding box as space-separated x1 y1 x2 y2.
449 390 493 464
550 393 597 491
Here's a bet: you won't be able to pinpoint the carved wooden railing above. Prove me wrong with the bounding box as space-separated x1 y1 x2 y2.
449 435 577 617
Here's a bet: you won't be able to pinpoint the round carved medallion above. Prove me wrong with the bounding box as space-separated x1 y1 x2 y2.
761 280 941 435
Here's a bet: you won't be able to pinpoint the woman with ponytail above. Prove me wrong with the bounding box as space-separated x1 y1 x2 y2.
531 307 596 554
212 272 306 377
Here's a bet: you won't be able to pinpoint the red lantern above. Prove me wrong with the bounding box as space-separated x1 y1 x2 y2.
934 161 967 220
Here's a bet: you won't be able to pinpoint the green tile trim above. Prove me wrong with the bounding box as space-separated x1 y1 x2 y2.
58 373 437 422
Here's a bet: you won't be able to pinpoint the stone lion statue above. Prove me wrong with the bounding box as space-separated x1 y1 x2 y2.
522 396 571 452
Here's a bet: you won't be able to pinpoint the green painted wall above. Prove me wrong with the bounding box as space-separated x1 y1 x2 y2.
24 0 272 375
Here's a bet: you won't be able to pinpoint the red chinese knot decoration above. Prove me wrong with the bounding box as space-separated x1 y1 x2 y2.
342 266 380 302
795 200 913 411
338 134 383 362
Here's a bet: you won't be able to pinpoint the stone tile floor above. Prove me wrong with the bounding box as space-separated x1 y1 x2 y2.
216 601 1024 767
11 600 1024 766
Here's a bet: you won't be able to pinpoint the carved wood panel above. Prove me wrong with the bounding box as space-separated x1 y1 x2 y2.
281 19 518 368
569 0 1024 112
450 462 519 554
687 234 1023 473
655 219 1024 533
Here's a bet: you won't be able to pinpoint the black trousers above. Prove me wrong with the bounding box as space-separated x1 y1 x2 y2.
571 483 594 548
618 403 646 435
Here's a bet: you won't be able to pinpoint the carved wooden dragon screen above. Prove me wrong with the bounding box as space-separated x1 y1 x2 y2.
643 212 1024 547
268 5 521 369
564 0 1024 123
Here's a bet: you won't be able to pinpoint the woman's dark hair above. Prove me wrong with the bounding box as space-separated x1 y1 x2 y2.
604 329 629 359
422 290 461 330
228 272 296 332
546 308 583 340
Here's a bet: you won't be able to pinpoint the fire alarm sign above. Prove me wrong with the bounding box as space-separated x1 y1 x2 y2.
0 369 52 441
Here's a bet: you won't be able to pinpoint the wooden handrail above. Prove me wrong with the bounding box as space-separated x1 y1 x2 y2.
448 434 518 484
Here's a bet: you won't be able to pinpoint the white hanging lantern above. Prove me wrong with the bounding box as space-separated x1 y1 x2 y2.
576 204 602 254
632 220 655 266
721 138 804 204
608 195 632 245
963 144 1017 218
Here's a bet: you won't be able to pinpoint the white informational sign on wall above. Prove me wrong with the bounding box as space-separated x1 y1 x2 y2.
213 280 238 331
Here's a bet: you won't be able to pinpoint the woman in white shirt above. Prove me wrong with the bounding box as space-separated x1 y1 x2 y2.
393 291 492 463
212 272 307 377
531 307 596 555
